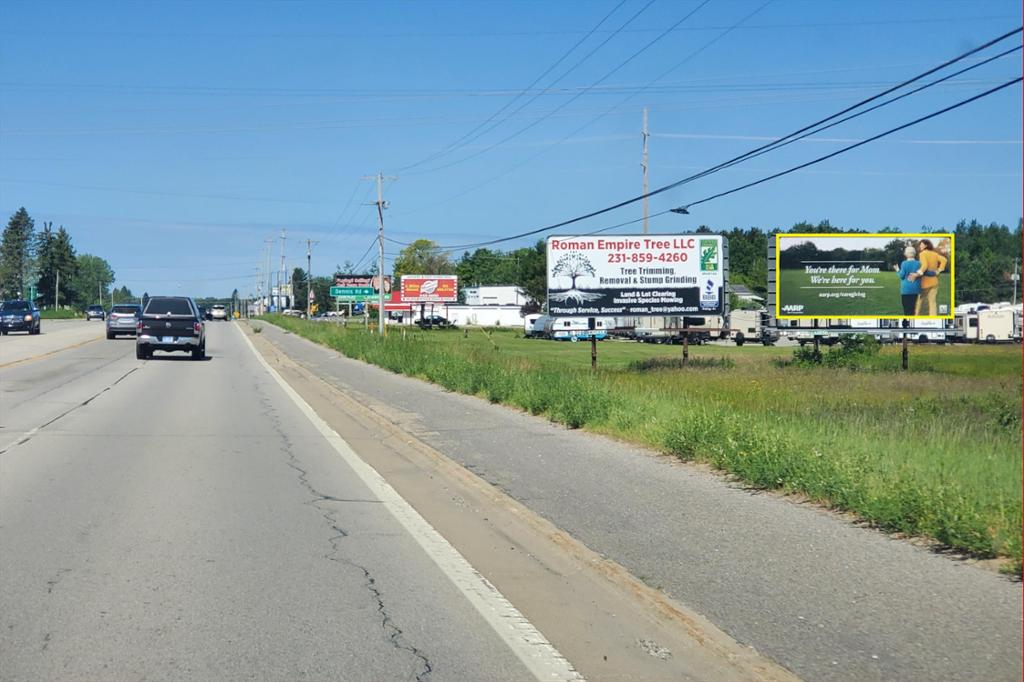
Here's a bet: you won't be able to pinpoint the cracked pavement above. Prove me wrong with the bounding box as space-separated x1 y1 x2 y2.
0 323 537 681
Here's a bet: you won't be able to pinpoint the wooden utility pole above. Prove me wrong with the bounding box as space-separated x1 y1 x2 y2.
305 239 318 318
279 229 287 311
642 107 650 234
362 172 397 336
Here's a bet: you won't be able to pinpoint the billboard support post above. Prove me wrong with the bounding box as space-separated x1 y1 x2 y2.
588 317 598 370
682 317 690 365
901 319 910 371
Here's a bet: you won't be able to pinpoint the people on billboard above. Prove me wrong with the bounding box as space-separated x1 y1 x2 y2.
913 239 948 315
894 246 922 316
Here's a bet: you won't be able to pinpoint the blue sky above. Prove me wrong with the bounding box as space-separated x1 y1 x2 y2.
1 0 1020 297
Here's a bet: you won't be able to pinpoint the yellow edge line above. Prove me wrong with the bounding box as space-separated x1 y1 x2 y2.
0 336 102 369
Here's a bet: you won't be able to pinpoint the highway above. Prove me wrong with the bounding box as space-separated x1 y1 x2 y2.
2 320 1019 682
0 323 569 681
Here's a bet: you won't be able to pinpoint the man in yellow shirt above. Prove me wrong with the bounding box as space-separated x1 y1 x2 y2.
914 239 947 316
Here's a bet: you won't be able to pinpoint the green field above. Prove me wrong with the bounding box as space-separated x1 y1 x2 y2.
262 316 1022 571
778 269 953 317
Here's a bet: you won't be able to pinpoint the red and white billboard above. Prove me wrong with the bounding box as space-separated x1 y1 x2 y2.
400 275 458 303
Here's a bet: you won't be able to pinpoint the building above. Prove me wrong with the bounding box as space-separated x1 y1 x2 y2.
463 285 529 306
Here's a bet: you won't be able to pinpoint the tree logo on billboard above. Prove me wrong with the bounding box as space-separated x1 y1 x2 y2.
549 251 601 304
700 239 718 271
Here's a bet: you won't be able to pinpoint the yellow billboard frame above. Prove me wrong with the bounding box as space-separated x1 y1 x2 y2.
775 233 955 320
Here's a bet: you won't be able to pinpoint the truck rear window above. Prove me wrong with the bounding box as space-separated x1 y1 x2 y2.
145 299 194 316
112 305 140 314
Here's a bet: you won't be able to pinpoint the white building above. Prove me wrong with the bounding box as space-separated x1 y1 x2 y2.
463 285 528 306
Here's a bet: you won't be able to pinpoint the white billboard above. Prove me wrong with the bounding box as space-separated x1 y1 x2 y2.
546 235 725 317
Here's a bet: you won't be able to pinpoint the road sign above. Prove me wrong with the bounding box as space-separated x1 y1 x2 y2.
330 286 375 297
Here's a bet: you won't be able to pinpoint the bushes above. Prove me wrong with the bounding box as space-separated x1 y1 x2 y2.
260 316 1022 567
784 334 882 369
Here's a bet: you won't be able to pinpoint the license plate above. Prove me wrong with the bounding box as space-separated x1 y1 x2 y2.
161 336 175 343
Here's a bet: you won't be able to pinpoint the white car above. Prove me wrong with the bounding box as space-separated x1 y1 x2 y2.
210 304 229 321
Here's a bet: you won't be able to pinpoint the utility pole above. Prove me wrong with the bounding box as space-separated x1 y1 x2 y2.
306 238 318 318
362 172 397 336
54 270 59 309
641 107 650 234
1013 257 1020 306
264 238 274 313
279 229 287 311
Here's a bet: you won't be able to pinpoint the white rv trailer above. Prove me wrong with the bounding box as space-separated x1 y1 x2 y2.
954 306 1017 343
523 313 543 337
540 316 614 341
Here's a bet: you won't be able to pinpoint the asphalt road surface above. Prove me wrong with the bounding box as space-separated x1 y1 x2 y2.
0 323 572 681
255 320 1022 682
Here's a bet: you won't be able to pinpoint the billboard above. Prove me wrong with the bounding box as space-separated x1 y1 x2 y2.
775 233 954 319
400 275 458 303
332 274 391 300
546 235 725 317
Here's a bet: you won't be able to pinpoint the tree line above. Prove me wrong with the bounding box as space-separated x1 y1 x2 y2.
390 218 1021 308
0 207 133 309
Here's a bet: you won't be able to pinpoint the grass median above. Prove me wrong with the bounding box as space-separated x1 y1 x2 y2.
262 315 1022 571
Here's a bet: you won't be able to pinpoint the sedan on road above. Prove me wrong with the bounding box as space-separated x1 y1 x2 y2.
106 304 142 339
0 300 41 335
210 304 229 321
85 305 106 321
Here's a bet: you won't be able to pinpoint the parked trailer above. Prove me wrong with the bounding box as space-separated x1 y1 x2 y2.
955 307 1017 343
540 316 614 341
523 313 543 337
726 309 778 345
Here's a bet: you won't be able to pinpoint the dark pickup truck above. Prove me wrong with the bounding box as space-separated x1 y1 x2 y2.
136 296 206 360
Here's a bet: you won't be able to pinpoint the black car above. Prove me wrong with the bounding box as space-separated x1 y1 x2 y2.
85 304 106 321
0 300 41 335
136 296 206 360
198 305 209 320
415 315 453 329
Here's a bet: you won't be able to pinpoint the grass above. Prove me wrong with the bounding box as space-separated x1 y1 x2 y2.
39 308 82 319
261 316 1022 571
779 269 953 316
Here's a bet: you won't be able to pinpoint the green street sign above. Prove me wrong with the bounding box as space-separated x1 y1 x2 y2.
330 286 375 297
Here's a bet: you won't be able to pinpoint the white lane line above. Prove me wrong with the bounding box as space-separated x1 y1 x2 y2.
237 325 583 682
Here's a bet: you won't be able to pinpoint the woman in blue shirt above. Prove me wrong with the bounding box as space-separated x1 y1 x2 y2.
895 245 921 316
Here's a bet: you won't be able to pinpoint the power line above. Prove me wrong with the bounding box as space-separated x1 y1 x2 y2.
395 0 630 172
404 26 1022 251
645 43 1023 197
394 0 771 216
407 0 711 176
678 76 1022 211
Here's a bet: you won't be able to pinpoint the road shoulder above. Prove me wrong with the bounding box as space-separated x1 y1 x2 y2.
243 322 801 682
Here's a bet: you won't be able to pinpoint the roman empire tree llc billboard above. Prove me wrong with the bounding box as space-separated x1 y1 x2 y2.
546 235 725 317
775 233 954 319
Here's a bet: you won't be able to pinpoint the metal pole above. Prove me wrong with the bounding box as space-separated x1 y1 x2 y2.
641 107 649 234
376 172 386 336
306 239 313 318
279 229 287 311
265 238 274 314
55 270 59 309
1013 257 1019 306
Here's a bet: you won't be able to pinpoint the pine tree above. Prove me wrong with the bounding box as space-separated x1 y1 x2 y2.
34 226 78 308
0 208 35 298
